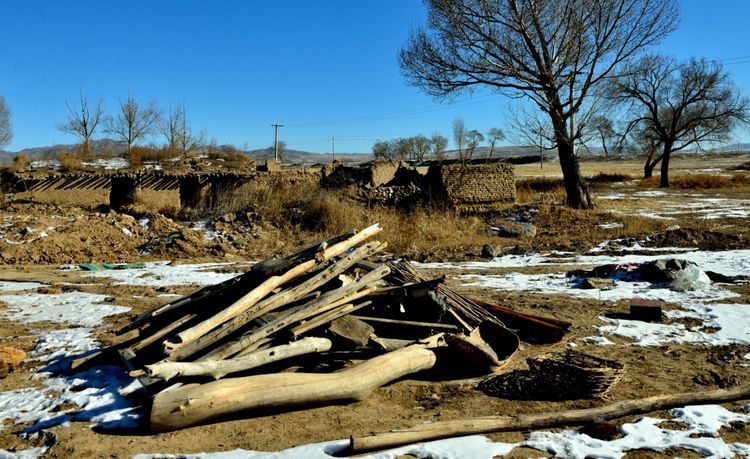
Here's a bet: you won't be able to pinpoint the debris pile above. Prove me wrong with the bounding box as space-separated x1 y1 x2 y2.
72 224 570 433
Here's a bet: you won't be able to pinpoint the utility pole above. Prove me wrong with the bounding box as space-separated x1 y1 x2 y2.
271 124 283 163
539 130 544 170
331 137 335 162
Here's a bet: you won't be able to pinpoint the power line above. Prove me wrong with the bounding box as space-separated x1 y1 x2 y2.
284 95 502 128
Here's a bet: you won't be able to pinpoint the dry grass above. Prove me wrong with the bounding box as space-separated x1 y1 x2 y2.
588 172 633 184
129 146 179 168
58 152 81 172
639 173 750 189
10 153 28 172
130 189 181 216
515 177 566 204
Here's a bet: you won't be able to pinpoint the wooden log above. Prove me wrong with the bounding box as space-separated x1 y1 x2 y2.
289 300 373 339
169 226 383 348
169 259 318 348
351 315 460 332
139 337 332 381
349 384 750 454
116 257 291 336
150 343 437 432
165 242 386 361
199 265 390 361
201 284 380 361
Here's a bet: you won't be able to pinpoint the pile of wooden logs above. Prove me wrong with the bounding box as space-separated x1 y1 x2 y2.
72 224 570 433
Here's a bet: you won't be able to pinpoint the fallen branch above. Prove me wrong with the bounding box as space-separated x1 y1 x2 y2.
138 337 332 381
349 384 750 454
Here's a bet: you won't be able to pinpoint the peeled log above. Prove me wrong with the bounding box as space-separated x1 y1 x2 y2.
142 337 332 381
150 344 437 433
349 384 750 453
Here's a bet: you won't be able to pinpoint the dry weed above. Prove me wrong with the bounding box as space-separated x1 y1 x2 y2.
58 152 81 172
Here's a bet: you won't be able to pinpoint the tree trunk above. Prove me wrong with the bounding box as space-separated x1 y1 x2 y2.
150 344 437 432
643 151 662 179
556 136 592 209
547 108 592 209
659 143 672 188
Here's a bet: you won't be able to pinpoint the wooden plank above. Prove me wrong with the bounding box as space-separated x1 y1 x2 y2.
327 315 374 347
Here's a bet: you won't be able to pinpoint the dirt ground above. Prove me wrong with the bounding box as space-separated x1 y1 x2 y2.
1 155 750 458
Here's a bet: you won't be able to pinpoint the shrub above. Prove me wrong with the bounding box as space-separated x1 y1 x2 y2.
11 153 28 172
589 172 632 184
129 146 179 168
58 152 81 172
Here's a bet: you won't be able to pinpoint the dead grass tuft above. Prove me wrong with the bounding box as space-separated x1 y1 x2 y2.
588 172 633 184
58 152 81 172
11 153 28 172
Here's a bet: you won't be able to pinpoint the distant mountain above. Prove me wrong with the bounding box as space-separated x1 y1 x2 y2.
0 139 125 162
246 147 369 164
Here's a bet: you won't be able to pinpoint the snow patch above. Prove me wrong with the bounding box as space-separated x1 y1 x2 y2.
83 261 237 286
0 292 129 327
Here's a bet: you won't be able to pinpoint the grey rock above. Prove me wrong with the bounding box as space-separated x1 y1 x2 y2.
582 277 616 290
492 221 537 238
481 244 505 258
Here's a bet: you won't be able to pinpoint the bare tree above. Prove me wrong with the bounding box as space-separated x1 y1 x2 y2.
486 127 505 160
59 91 104 156
0 96 12 149
465 129 484 161
410 134 432 161
105 94 160 152
160 103 205 155
452 117 466 163
612 55 750 186
400 0 677 208
589 115 633 157
430 132 448 161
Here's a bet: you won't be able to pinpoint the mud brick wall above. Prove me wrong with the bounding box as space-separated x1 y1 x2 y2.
426 163 515 212
321 161 401 188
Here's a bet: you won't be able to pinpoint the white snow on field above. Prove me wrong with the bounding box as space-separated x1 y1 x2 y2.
83 261 237 286
0 291 129 327
0 281 44 292
417 249 750 276
425 249 750 348
133 404 750 459
0 297 138 458
598 190 750 220
80 157 129 170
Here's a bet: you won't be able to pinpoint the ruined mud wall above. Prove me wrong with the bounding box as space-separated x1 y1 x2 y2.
321 161 401 188
426 163 515 212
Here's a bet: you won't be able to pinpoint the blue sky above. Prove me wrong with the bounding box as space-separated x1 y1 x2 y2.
1 1 749 153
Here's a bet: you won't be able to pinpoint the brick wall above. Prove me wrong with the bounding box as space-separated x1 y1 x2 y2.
426 163 515 212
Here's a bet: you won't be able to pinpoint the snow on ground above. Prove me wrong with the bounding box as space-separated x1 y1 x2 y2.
0 291 129 327
134 404 750 458
80 157 130 170
599 191 750 220
0 261 261 457
83 261 238 286
0 281 44 292
417 249 750 276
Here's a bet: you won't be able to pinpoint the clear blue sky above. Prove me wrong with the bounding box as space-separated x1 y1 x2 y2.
1 1 749 153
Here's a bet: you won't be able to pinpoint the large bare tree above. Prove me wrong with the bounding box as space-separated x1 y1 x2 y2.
611 55 749 187
105 94 160 152
400 0 677 208
0 96 12 149
59 91 104 156
159 103 205 155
